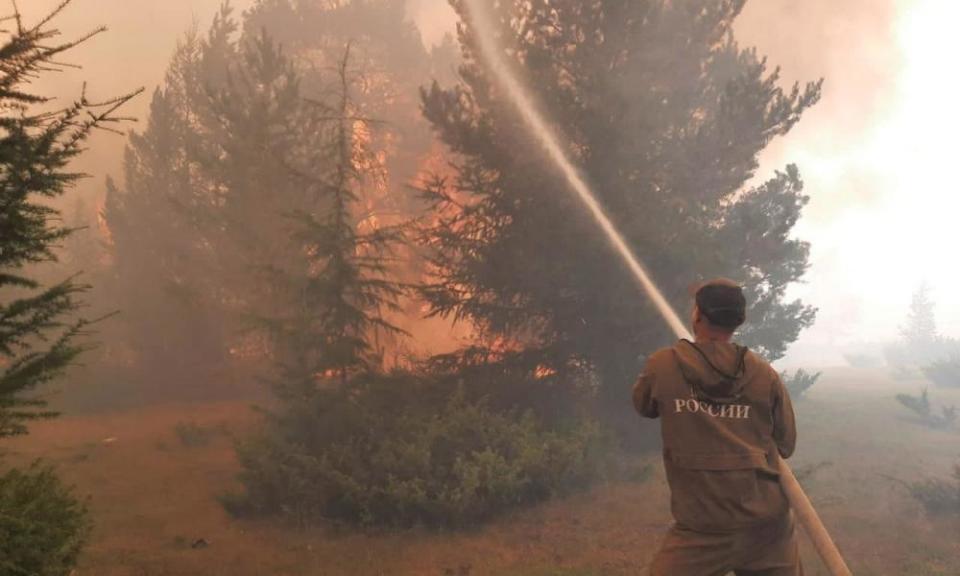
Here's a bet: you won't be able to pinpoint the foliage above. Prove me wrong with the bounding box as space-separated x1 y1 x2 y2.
221 36 611 528
0 461 91 576
0 1 137 437
922 356 960 389
901 283 938 347
225 376 611 528
885 284 959 370
103 1 458 397
103 5 260 392
909 463 960 517
104 5 345 395
222 18 435 529
256 45 408 395
417 0 820 419
895 388 957 430
781 368 821 400
243 0 451 203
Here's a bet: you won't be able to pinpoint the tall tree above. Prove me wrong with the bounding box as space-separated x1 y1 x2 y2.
261 47 406 402
419 0 820 411
900 283 938 347
104 6 318 395
244 0 435 215
103 17 235 394
1 2 137 436
244 0 468 349
105 3 409 398
885 282 953 369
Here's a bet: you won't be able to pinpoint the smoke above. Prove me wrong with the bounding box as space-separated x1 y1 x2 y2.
735 0 902 220
19 0 256 198
406 0 458 47
459 0 692 341
20 0 957 363
737 0 960 362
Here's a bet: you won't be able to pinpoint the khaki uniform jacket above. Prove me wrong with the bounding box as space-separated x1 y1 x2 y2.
633 339 797 533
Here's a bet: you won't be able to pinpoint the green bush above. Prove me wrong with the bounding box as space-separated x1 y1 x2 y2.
896 388 957 430
923 356 960 389
0 462 90 576
225 376 612 528
909 463 960 516
781 369 822 400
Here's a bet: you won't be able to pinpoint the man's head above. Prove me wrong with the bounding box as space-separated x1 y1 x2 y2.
691 278 746 341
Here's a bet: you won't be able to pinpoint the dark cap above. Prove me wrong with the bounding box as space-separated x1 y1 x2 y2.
695 279 746 329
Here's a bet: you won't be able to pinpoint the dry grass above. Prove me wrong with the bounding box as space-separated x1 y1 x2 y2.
3 368 960 575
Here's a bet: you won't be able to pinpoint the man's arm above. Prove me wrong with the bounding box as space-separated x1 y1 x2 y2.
772 370 797 458
632 358 659 419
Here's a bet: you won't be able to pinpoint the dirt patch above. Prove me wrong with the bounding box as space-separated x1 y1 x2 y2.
3 368 959 575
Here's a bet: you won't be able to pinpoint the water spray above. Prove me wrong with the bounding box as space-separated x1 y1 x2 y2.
460 2 852 574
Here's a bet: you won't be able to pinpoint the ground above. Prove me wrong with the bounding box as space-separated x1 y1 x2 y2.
3 367 959 575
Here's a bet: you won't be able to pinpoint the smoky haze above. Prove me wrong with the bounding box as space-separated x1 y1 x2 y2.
413 0 958 366
5 2 960 575
28 0 950 368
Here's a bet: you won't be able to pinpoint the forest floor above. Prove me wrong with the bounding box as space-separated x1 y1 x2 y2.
4 367 960 576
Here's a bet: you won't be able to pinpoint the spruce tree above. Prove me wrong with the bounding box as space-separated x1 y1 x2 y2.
102 80 225 390
901 283 938 347
227 47 412 524
104 6 310 395
106 4 409 398
260 46 406 400
1 1 137 437
419 0 820 413
243 0 462 335
1 3 136 572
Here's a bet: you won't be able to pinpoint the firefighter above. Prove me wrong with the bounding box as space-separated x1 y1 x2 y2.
633 278 803 576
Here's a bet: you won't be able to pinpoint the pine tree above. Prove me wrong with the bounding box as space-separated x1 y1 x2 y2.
244 0 436 215
243 0 463 342
0 1 138 437
105 4 409 398
102 27 231 393
418 0 820 412
104 5 311 396
261 45 406 400
887 282 956 369
900 283 938 347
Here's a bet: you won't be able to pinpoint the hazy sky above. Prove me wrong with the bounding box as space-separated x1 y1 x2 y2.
19 0 959 365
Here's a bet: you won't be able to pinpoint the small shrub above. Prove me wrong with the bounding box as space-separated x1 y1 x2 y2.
909 463 960 516
923 356 960 389
0 462 90 576
781 369 822 400
895 388 957 429
225 377 612 528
